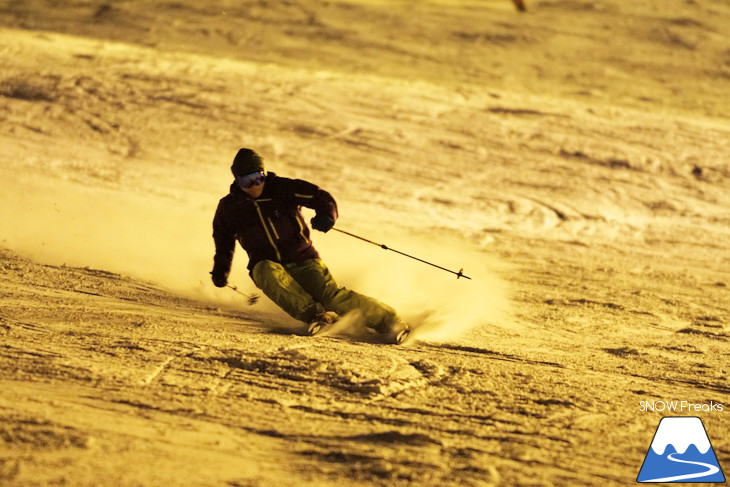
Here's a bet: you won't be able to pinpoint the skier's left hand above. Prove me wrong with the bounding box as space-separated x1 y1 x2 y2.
311 214 335 233
211 271 228 288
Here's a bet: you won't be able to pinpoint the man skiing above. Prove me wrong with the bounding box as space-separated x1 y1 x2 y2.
211 148 410 344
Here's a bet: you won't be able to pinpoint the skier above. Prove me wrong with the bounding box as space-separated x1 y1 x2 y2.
211 148 410 343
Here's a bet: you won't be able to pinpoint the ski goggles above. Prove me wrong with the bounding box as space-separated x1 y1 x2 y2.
236 171 266 188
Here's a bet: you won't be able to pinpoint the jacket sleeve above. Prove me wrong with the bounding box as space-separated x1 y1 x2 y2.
287 178 338 222
212 200 236 276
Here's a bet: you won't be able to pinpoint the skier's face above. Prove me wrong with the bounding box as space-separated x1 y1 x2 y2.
242 181 265 198
237 171 266 198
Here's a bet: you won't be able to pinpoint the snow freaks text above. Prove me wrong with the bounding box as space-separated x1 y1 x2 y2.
639 401 724 413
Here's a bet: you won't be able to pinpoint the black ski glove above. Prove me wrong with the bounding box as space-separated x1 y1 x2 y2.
310 214 335 233
211 271 228 288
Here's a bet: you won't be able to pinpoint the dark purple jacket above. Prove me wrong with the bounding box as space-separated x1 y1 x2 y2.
212 172 338 275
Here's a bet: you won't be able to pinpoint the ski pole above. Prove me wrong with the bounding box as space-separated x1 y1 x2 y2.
331 227 471 280
227 284 260 305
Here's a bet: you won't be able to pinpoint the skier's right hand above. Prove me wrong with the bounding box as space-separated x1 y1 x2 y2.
211 271 228 288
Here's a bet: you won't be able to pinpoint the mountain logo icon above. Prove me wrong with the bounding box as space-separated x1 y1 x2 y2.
637 416 726 483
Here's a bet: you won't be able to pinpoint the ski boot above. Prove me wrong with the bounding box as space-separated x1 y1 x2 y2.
306 311 340 336
376 320 412 345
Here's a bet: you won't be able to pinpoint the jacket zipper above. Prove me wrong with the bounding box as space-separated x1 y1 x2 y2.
253 201 282 261
267 217 280 240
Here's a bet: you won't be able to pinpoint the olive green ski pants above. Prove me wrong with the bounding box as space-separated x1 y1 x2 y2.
251 259 398 332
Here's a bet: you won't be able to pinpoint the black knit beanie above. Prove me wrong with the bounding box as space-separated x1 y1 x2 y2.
231 148 264 176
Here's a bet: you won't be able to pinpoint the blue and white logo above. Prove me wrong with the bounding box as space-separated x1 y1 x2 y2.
637 417 726 483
